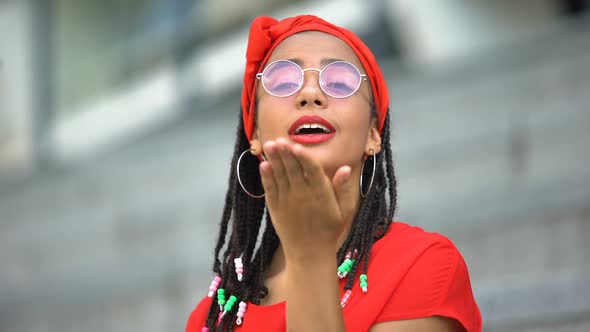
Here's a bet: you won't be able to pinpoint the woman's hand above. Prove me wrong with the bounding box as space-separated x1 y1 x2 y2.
259 137 359 262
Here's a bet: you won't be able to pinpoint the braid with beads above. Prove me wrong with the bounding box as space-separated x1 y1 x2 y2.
204 107 397 331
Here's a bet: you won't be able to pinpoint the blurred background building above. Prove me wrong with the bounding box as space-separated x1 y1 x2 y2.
1 0 589 331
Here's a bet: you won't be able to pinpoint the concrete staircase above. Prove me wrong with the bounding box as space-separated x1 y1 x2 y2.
1 18 589 332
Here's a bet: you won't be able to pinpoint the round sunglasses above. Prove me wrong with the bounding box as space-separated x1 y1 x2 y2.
256 59 367 99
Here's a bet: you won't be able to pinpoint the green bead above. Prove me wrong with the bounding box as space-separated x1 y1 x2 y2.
224 296 238 311
347 260 356 270
360 274 368 281
360 281 368 287
217 289 226 306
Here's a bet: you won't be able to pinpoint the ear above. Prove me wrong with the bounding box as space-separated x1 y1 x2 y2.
365 118 382 155
249 128 263 156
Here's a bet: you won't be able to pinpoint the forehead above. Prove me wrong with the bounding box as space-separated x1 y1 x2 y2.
267 31 363 68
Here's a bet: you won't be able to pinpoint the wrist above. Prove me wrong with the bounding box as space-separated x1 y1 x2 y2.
284 249 337 272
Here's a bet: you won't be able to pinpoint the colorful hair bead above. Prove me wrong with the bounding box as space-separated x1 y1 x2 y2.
224 295 238 312
234 257 244 281
217 295 238 324
360 274 368 293
201 328 209 332
217 295 238 325
337 258 355 278
340 289 352 308
236 301 247 325
207 276 222 298
345 249 359 260
217 288 226 311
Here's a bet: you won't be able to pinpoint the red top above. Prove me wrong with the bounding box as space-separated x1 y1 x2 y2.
186 222 482 332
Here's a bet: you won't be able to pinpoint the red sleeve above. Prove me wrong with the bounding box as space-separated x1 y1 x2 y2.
375 238 482 332
186 296 212 332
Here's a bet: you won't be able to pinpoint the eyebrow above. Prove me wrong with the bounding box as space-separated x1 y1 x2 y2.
286 57 346 67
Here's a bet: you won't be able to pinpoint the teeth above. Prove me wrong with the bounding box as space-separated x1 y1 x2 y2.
295 123 331 134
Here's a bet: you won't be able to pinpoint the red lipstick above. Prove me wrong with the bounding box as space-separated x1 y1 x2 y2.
288 115 336 145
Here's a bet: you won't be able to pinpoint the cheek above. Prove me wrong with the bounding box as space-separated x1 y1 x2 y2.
334 101 372 130
339 109 373 145
255 99 290 140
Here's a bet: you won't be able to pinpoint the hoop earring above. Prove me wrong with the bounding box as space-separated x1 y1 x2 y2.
360 148 376 198
237 149 265 198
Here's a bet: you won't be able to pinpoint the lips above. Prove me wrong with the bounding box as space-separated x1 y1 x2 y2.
288 115 336 145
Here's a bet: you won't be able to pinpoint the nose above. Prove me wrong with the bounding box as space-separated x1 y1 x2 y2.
296 69 328 110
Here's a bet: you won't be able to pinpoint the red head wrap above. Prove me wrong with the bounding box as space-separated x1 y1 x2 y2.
241 15 390 141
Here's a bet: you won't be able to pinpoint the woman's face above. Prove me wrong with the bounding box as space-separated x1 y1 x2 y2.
251 31 381 178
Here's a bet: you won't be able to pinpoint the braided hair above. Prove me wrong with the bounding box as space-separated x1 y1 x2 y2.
204 107 397 331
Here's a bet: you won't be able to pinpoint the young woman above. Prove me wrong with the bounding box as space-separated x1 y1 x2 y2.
186 15 482 332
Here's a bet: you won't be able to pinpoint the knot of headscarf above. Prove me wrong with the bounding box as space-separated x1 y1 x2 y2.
241 15 390 140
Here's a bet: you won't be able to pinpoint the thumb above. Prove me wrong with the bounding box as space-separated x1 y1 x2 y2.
332 165 357 220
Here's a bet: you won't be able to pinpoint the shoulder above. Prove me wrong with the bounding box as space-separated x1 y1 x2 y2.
367 221 463 290
185 296 212 332
368 222 482 332
370 221 459 264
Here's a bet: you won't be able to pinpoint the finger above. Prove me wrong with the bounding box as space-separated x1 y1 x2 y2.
263 140 290 192
276 138 304 188
290 143 329 187
259 160 277 203
332 165 357 220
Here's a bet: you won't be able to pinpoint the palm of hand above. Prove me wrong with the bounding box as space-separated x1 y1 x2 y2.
259 138 358 261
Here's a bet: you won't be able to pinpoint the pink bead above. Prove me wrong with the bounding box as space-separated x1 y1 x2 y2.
202 328 209 332
236 301 247 325
209 276 221 287
234 258 244 281
340 290 353 308
207 276 222 297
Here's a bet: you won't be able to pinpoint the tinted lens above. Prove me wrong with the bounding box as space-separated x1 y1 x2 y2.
261 60 303 97
320 61 362 98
